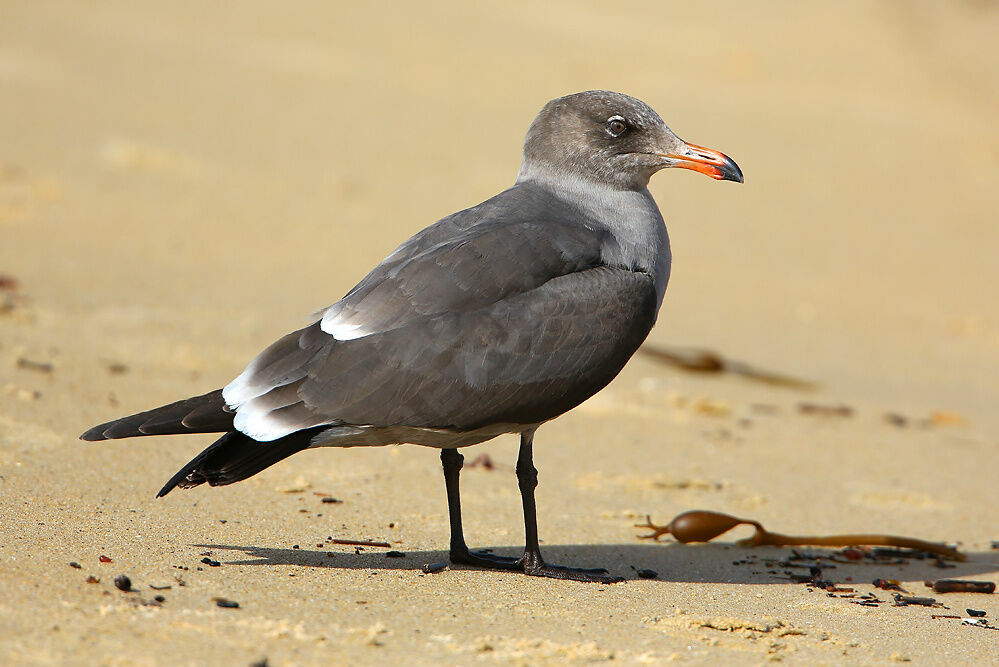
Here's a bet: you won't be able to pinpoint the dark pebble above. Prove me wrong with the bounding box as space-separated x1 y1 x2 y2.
967 609 987 617
154 595 166 603
201 557 221 567
214 598 240 609
386 551 406 558
292 545 300 550
321 497 342 504
422 562 448 574
637 569 658 579
113 575 132 592
69 562 81 569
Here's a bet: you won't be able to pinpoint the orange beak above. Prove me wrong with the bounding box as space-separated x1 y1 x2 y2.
663 142 744 183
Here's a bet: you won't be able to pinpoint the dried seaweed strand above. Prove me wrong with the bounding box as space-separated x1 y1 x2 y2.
636 510 965 561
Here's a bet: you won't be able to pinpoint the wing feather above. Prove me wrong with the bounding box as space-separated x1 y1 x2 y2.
223 183 659 441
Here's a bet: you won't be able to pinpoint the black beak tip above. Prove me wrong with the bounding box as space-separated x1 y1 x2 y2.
721 157 744 184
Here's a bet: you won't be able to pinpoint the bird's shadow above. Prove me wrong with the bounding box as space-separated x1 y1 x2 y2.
195 542 999 584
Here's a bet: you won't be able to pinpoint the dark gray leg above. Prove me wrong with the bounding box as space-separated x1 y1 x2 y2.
441 447 520 569
514 430 622 583
440 433 622 583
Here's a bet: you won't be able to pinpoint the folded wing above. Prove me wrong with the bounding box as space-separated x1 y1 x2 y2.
224 184 659 441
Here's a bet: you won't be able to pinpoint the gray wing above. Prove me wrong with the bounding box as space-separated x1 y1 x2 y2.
223 185 658 440
313 183 610 339
229 267 656 439
313 266 656 426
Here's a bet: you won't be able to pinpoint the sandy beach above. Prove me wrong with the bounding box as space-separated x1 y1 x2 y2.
2 1 999 663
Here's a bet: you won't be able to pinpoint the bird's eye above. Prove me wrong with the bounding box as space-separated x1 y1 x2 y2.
606 116 628 137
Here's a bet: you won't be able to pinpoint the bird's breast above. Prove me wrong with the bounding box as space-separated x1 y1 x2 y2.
590 189 671 310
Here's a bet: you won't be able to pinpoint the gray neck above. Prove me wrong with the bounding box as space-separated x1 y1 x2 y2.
516 163 672 309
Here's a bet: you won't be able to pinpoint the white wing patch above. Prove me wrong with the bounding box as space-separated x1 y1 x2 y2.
222 367 260 409
233 406 291 442
320 308 376 341
224 374 300 441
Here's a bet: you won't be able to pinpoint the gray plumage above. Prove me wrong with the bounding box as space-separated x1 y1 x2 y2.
82 90 742 582
224 182 659 443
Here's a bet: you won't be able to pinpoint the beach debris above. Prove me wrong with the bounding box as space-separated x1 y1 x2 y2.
68 562 81 569
422 562 448 574
330 538 391 548
466 454 500 470
636 568 658 579
928 411 965 427
106 362 129 375
932 579 995 594
962 618 998 630
201 557 220 567
691 398 730 417
820 584 855 593
386 551 406 558
113 575 132 592
873 578 905 592
886 411 968 429
213 597 239 609
893 594 939 607
635 510 965 561
149 584 171 591
16 357 53 373
319 496 343 504
797 402 853 417
0 280 28 316
98 555 112 563
883 413 908 427
637 344 816 389
967 609 987 617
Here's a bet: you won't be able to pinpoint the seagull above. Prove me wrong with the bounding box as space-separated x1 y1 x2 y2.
82 90 743 583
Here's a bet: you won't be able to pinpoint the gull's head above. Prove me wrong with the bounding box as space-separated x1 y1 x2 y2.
518 90 743 191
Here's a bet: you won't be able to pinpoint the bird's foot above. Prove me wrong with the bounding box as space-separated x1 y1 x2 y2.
449 547 522 570
522 561 624 584
450 547 622 583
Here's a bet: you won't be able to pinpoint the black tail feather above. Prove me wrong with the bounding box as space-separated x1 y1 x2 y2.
156 426 327 498
80 389 233 441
